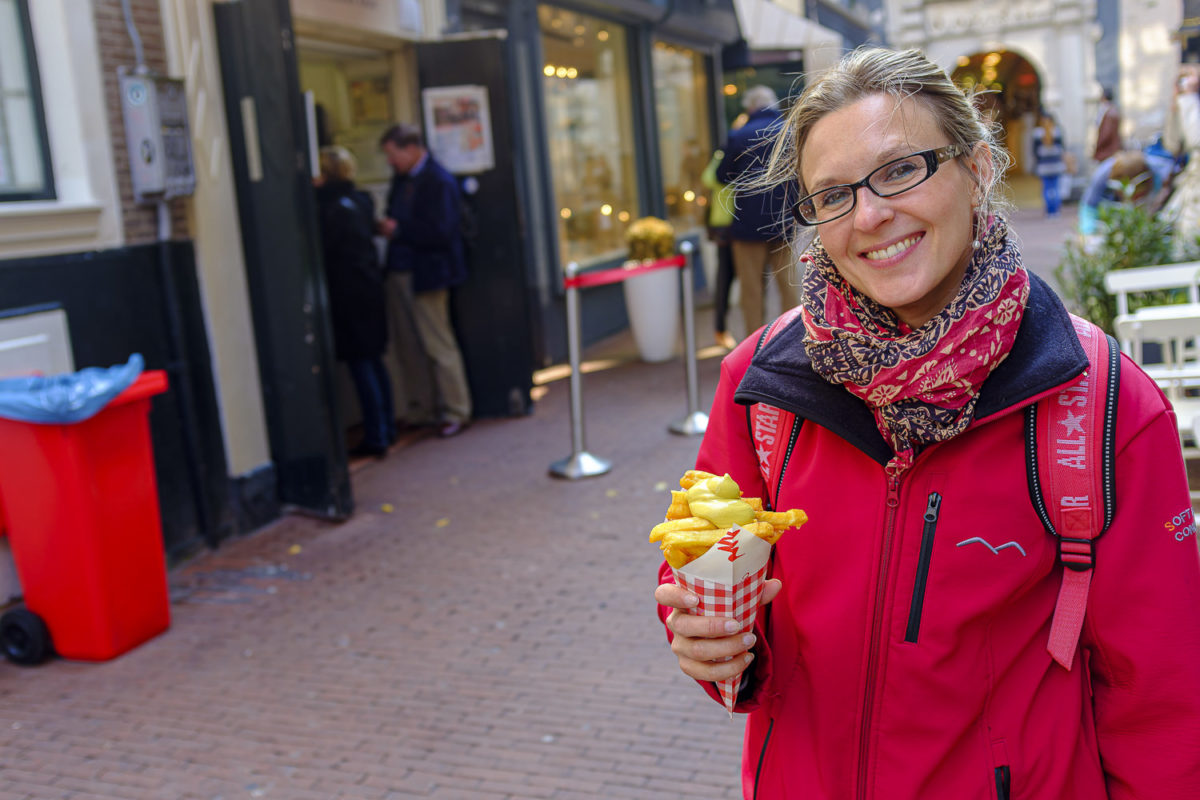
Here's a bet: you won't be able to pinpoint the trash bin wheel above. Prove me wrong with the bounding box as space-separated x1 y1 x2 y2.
1 605 52 665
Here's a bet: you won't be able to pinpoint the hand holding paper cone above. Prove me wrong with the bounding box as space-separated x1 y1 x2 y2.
652 471 807 714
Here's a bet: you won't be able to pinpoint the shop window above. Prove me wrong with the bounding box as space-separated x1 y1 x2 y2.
297 49 395 187
653 41 712 238
539 6 639 268
0 0 53 201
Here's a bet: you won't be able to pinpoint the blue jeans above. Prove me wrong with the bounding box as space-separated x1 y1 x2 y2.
1040 175 1062 215
346 357 396 449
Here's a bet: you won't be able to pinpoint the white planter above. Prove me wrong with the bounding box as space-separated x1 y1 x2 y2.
623 265 680 363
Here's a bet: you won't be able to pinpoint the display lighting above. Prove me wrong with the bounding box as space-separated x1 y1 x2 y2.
683 190 696 202
600 204 613 216
617 210 630 222
544 64 579 80
982 52 1002 68
597 29 609 41
724 83 738 96
560 208 572 219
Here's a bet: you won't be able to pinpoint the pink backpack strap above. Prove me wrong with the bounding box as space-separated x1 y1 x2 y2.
1026 314 1120 671
747 307 804 510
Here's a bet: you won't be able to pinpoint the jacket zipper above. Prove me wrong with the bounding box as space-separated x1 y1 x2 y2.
752 717 775 800
994 765 1012 800
904 491 942 643
857 474 902 800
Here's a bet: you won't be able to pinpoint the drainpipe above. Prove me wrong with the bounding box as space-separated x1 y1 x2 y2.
121 0 217 548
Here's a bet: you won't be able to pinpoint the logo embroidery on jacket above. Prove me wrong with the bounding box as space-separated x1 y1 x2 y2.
1165 507 1197 542
956 537 1028 557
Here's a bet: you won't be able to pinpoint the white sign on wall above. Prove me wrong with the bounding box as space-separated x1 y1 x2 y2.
421 85 495 175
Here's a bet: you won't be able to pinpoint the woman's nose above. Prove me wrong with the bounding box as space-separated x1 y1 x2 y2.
851 186 893 229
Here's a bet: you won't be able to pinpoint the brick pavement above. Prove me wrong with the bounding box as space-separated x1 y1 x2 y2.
0 336 745 799
0 208 1085 800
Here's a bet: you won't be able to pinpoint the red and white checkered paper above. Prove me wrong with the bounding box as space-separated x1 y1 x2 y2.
670 525 772 716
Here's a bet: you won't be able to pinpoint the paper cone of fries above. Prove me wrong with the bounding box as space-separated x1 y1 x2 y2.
671 524 772 717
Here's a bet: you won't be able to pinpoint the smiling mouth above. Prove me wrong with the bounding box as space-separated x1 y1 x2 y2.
863 234 922 261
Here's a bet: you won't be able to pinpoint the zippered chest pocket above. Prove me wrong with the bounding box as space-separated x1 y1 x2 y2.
902 481 1054 645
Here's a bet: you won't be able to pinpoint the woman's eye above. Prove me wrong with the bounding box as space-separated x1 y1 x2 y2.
818 188 851 209
879 160 920 184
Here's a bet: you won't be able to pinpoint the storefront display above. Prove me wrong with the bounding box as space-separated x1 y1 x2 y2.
653 41 712 238
539 6 640 269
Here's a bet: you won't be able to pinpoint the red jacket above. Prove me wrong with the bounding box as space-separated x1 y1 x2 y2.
658 275 1200 799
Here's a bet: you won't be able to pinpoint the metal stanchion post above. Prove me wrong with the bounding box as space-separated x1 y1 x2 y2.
549 262 612 479
670 240 709 436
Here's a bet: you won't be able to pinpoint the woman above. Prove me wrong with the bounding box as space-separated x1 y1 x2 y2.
1163 66 1200 254
1032 109 1068 216
315 146 396 459
655 48 1200 799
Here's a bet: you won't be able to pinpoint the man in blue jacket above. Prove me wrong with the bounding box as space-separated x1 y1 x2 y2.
379 124 472 438
715 86 798 335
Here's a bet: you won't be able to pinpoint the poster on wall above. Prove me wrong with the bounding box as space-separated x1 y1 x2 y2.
421 85 494 175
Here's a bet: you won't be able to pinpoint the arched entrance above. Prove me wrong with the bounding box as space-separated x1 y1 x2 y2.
951 50 1042 176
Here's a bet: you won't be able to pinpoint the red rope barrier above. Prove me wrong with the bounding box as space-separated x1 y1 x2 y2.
563 255 686 290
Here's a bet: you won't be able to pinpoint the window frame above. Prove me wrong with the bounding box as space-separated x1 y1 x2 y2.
0 0 55 203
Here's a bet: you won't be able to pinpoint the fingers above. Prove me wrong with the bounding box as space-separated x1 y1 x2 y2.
654 582 698 610
677 650 755 683
656 578 782 682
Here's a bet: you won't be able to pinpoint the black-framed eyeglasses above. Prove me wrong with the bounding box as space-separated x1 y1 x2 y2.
792 144 965 226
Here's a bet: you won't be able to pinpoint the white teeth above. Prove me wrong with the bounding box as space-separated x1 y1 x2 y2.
864 236 919 260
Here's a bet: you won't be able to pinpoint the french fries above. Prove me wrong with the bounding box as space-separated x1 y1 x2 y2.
651 472 808 568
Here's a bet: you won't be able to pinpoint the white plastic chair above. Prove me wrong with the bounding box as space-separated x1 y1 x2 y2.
1114 304 1200 445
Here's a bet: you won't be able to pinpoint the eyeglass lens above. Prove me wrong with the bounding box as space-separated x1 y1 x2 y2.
799 152 934 224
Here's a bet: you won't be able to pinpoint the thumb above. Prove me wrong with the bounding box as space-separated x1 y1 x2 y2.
761 578 783 606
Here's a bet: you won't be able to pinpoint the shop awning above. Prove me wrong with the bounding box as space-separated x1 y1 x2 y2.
733 0 842 53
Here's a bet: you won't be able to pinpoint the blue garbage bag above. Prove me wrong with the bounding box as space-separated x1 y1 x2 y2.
0 354 144 424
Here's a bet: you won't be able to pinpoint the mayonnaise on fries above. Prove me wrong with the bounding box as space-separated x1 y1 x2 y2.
650 471 808 569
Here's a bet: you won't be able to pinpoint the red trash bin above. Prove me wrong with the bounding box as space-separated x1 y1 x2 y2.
0 370 170 663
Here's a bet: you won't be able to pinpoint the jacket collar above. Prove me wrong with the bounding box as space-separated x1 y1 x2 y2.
733 271 1089 465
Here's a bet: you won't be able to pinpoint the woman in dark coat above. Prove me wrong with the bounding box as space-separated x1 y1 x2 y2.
316 146 395 458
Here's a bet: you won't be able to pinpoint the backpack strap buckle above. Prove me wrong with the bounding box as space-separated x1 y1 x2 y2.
1057 536 1096 572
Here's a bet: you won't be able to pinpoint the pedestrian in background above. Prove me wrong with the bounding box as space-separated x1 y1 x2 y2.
314 146 395 459
1032 108 1068 216
702 146 738 351
716 86 799 334
379 124 472 438
655 46 1200 799
1162 66 1200 255
1091 86 1123 164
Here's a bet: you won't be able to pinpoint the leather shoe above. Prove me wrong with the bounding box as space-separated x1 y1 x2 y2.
437 420 469 438
348 442 388 459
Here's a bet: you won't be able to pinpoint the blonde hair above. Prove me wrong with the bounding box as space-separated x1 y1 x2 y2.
319 145 357 182
762 47 1012 231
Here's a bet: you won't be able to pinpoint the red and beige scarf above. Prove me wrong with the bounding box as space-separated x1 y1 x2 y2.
799 217 1029 476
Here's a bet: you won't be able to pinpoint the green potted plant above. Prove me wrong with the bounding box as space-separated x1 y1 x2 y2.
1055 202 1176 334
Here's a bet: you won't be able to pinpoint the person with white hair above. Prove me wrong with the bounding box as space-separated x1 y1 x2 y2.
715 85 799 336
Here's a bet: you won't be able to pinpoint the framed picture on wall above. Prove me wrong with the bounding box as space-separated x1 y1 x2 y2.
421 85 494 175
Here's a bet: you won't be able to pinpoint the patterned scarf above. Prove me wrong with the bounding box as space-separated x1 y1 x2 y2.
800 217 1029 476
